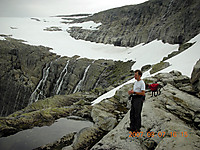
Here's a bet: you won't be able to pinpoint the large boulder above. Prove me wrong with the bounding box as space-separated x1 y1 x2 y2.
34 132 76 150
191 59 200 97
91 107 117 131
91 97 125 131
62 127 104 150
160 84 200 127
62 85 130 149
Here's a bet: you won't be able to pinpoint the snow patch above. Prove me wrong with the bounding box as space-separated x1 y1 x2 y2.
68 21 101 30
157 34 200 77
0 36 5 40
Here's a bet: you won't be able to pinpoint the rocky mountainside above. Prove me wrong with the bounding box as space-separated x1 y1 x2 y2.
0 37 134 116
68 0 200 47
1 64 200 149
0 0 200 148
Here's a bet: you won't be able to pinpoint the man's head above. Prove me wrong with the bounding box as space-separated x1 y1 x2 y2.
134 70 142 81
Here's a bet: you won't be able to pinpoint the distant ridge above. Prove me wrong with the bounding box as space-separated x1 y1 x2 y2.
53 14 91 17
67 0 200 47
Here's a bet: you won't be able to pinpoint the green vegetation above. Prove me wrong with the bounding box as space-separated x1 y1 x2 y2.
150 61 170 74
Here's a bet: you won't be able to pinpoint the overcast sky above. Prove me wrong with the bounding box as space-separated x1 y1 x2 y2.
0 0 148 17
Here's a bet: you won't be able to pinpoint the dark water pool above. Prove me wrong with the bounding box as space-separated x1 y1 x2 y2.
0 118 93 150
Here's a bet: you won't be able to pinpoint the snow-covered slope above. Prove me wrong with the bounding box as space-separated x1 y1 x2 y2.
92 33 200 105
0 17 178 62
156 34 200 77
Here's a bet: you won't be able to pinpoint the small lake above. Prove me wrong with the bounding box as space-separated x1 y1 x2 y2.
0 117 93 150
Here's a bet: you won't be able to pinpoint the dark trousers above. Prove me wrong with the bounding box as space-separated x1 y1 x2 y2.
130 95 143 131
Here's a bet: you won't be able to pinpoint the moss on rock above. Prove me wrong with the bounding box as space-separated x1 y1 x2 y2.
150 61 170 74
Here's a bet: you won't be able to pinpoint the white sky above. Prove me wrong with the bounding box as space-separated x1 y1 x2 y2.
0 0 148 17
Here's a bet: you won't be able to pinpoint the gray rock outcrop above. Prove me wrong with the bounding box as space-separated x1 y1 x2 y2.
144 70 196 95
62 127 105 150
61 69 200 150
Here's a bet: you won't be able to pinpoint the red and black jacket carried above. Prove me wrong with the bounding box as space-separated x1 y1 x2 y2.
149 83 159 92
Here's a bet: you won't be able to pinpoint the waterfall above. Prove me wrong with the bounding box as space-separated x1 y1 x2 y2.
54 60 70 95
73 60 95 93
29 62 51 104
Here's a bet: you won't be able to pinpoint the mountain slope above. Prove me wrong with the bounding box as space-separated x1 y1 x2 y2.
0 37 134 116
68 0 200 47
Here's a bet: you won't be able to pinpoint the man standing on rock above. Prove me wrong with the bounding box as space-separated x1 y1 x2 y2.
127 70 145 132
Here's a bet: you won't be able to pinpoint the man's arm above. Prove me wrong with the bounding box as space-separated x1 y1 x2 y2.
135 90 145 96
128 89 134 95
128 90 145 96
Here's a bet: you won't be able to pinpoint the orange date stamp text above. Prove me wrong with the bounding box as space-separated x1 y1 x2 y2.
129 131 188 138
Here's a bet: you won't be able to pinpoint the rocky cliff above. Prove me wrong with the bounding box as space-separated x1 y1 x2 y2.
0 0 200 148
67 0 200 47
0 37 134 116
0 37 57 116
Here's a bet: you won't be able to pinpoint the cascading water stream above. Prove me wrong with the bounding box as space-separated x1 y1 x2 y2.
54 60 70 95
29 62 52 104
73 60 95 93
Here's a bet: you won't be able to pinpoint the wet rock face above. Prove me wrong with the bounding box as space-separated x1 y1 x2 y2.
68 0 200 47
28 58 134 104
0 38 134 116
0 38 57 116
